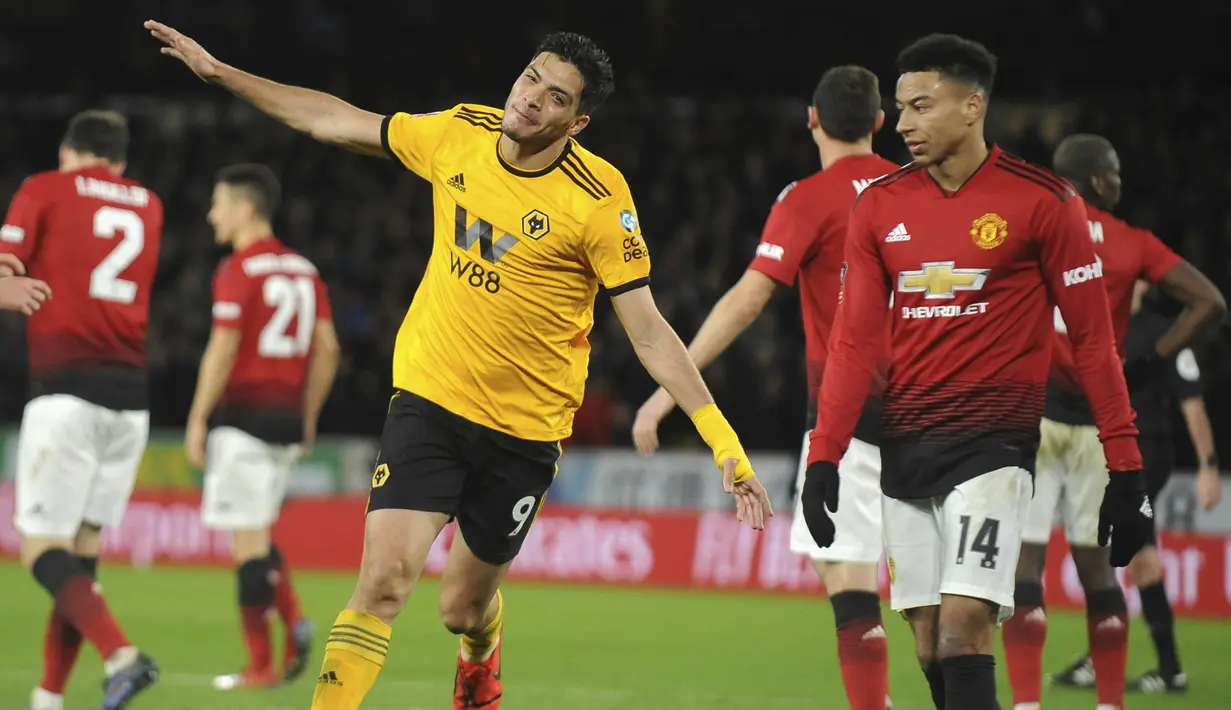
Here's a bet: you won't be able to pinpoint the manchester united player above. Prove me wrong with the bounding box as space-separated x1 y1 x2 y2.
800 36 1153 710
1003 135 1225 709
185 164 339 689
2 110 163 710
632 66 897 710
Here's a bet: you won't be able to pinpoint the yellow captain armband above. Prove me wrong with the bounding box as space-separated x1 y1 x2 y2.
689 403 755 483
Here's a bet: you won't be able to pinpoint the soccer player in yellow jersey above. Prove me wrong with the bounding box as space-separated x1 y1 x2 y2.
148 21 774 710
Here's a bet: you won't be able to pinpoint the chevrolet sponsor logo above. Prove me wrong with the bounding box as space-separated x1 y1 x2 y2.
897 261 990 299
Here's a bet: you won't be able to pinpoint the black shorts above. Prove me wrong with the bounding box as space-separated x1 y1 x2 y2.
367 390 561 565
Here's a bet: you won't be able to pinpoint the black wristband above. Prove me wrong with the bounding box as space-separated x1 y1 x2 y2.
1202 454 1219 468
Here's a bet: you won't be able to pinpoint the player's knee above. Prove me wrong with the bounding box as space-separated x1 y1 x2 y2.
819 560 879 593
1070 545 1118 591
356 554 415 607
20 537 73 571
438 592 489 636
73 523 104 558
1128 545 1162 586
936 597 997 659
905 608 939 665
1014 542 1047 581
30 547 87 597
237 556 275 607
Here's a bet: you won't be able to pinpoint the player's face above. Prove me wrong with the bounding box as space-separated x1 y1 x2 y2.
208 183 241 245
502 53 590 144
895 72 984 165
1091 150 1123 210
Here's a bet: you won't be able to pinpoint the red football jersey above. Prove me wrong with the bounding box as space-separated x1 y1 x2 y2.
811 146 1140 498
747 154 899 399
0 166 163 410
1048 204 1183 394
211 237 332 442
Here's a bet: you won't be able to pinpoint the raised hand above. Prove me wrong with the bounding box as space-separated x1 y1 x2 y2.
144 20 222 81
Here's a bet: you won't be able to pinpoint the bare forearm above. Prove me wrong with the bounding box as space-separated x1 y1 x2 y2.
303 347 340 428
1154 305 1223 359
633 325 715 415
684 291 765 372
188 346 236 424
212 64 383 153
1182 399 1217 460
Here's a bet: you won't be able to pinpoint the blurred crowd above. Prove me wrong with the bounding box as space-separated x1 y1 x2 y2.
0 1 1226 462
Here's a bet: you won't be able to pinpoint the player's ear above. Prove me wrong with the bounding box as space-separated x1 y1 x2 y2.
566 114 591 138
873 109 885 134
965 91 986 126
806 106 820 131
1090 174 1108 198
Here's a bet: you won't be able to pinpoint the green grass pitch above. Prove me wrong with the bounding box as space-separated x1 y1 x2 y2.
0 562 1227 709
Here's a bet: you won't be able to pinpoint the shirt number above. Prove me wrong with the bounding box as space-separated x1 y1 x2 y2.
259 274 316 358
90 207 145 304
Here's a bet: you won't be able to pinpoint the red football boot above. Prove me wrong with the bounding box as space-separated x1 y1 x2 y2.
452 638 502 709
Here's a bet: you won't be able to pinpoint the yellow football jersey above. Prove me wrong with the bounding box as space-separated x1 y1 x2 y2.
381 104 651 441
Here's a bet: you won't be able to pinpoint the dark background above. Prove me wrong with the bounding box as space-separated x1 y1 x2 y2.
0 1 1227 464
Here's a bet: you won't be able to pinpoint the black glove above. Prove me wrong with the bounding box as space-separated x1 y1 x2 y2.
1098 470 1154 567
800 460 840 548
1122 349 1161 392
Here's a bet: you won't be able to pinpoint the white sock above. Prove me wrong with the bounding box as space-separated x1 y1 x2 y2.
103 645 139 676
29 687 64 710
1013 703 1040 710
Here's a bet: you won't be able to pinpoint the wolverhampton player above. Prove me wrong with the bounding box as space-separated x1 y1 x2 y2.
147 21 773 710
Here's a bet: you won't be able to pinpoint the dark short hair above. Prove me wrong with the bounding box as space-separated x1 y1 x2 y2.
62 110 129 163
812 66 881 143
896 34 998 96
215 163 281 220
533 32 615 115
1053 134 1117 184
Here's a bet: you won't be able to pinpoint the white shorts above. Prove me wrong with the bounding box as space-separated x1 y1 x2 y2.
1022 418 1108 546
14 394 150 538
883 466 1032 622
789 435 884 564
201 426 300 530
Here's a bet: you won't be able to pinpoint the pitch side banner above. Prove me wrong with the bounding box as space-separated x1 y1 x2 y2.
1 486 1228 619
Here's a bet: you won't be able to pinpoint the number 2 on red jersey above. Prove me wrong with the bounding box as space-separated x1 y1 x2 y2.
90 206 145 304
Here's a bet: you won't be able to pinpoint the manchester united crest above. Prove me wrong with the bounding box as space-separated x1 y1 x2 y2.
970 212 1008 250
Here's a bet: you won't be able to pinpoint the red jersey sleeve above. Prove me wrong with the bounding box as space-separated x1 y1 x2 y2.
314 275 333 322
0 177 45 263
747 183 814 286
807 196 890 465
1137 229 1183 284
211 261 248 329
1039 195 1141 470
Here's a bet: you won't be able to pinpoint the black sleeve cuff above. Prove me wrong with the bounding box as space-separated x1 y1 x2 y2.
605 276 650 297
380 114 407 169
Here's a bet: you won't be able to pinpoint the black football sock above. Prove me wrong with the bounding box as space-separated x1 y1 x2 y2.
942 654 997 709
1139 581 1181 676
922 662 945 709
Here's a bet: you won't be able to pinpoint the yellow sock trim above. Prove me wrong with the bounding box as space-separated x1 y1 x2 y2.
311 610 392 710
325 609 392 667
461 590 504 661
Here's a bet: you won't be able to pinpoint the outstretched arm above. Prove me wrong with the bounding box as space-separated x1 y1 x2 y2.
146 21 385 155
612 286 774 528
